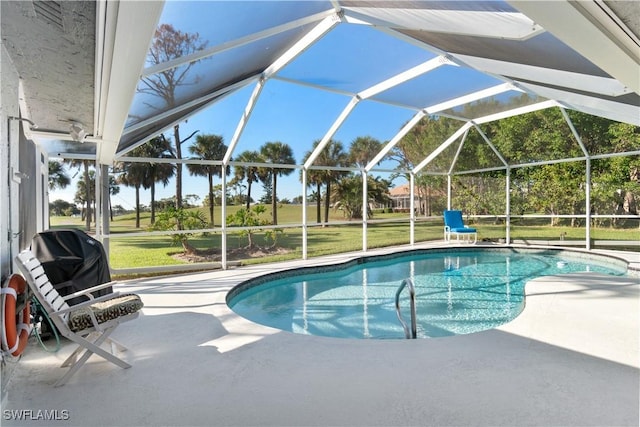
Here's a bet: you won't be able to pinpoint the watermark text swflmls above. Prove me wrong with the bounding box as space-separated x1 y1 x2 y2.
3 409 70 421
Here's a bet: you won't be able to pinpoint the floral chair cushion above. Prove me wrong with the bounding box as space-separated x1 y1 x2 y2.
68 294 143 332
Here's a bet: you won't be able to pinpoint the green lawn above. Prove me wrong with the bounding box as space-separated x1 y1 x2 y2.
50 204 638 273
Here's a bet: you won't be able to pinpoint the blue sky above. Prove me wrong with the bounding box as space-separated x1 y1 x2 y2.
50 1 499 210
52 79 414 210
50 4 425 209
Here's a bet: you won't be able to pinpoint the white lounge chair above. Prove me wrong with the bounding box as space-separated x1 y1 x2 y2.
15 249 143 387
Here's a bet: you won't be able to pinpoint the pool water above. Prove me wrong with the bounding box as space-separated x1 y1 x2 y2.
227 249 627 339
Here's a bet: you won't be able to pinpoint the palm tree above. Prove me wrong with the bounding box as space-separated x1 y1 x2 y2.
331 175 391 219
114 160 146 228
315 140 349 225
186 134 229 226
108 175 120 221
114 138 174 228
350 136 383 169
260 142 295 225
142 137 176 224
66 159 93 230
48 160 70 190
301 142 324 224
233 150 264 211
74 170 95 224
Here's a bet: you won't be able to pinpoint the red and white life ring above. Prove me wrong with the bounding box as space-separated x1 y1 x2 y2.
2 274 31 357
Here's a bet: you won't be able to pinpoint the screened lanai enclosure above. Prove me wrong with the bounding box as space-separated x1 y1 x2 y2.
1 1 639 276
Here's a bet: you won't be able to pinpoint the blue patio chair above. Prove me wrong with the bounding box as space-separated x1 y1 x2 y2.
443 210 477 244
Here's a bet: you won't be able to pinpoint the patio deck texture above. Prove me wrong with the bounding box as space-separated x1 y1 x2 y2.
3 244 639 427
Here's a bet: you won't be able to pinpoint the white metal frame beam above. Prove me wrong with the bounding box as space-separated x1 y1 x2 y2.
306 56 449 168
425 82 516 115
515 82 640 126
95 0 165 165
303 96 359 168
472 124 508 168
365 83 526 174
223 80 265 165
358 56 450 100
448 129 470 175
410 100 558 178
263 14 341 79
142 9 337 78
341 7 544 41
370 90 553 188
374 17 638 129
413 122 474 174
365 110 426 172
560 107 592 249
473 100 559 125
508 0 640 94
454 55 631 97
117 76 258 159
122 76 257 138
224 14 341 164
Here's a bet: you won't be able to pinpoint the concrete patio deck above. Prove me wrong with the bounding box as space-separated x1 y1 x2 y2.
3 244 639 427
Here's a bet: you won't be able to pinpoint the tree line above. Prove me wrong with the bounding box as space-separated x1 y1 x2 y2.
392 103 639 227
49 104 639 234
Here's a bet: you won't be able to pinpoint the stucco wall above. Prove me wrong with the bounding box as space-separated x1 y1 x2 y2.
1 40 22 404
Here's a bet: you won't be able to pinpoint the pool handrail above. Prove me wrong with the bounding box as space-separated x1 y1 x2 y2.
395 278 417 339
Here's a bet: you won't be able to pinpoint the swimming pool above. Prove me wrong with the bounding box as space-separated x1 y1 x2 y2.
227 248 628 339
